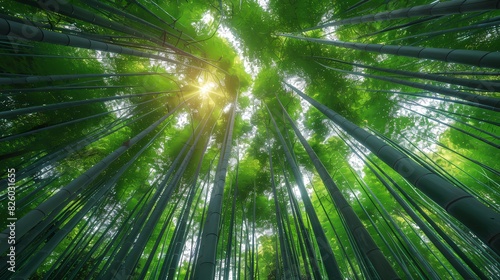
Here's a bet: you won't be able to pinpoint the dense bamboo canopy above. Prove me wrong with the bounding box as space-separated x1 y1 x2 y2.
0 0 499 279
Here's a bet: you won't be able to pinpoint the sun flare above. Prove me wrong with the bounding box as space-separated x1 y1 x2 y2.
198 82 216 99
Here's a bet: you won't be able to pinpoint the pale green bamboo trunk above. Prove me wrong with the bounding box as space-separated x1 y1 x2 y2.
0 18 197 69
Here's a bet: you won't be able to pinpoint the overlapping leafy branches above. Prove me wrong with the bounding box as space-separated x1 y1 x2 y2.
0 0 499 279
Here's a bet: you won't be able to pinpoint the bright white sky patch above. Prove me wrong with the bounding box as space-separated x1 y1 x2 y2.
300 167 314 196
149 54 177 73
192 11 215 34
395 96 451 153
284 75 315 139
94 50 115 71
222 103 233 113
347 188 363 204
376 54 389 63
297 98 315 139
345 73 365 83
256 0 270 11
104 99 134 119
321 119 338 143
201 12 214 25
320 10 339 40
326 122 367 177
348 150 367 178
285 75 307 92
237 89 259 158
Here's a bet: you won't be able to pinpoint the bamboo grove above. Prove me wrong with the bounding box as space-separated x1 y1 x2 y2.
0 0 499 279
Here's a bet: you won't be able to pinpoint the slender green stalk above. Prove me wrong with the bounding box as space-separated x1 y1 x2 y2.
301 0 500 31
0 100 188 254
193 93 238 279
267 104 343 279
277 97 400 279
286 82 500 255
314 56 500 92
269 152 294 279
280 34 500 69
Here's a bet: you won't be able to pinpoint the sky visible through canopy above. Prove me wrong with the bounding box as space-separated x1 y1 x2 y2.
0 0 499 279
